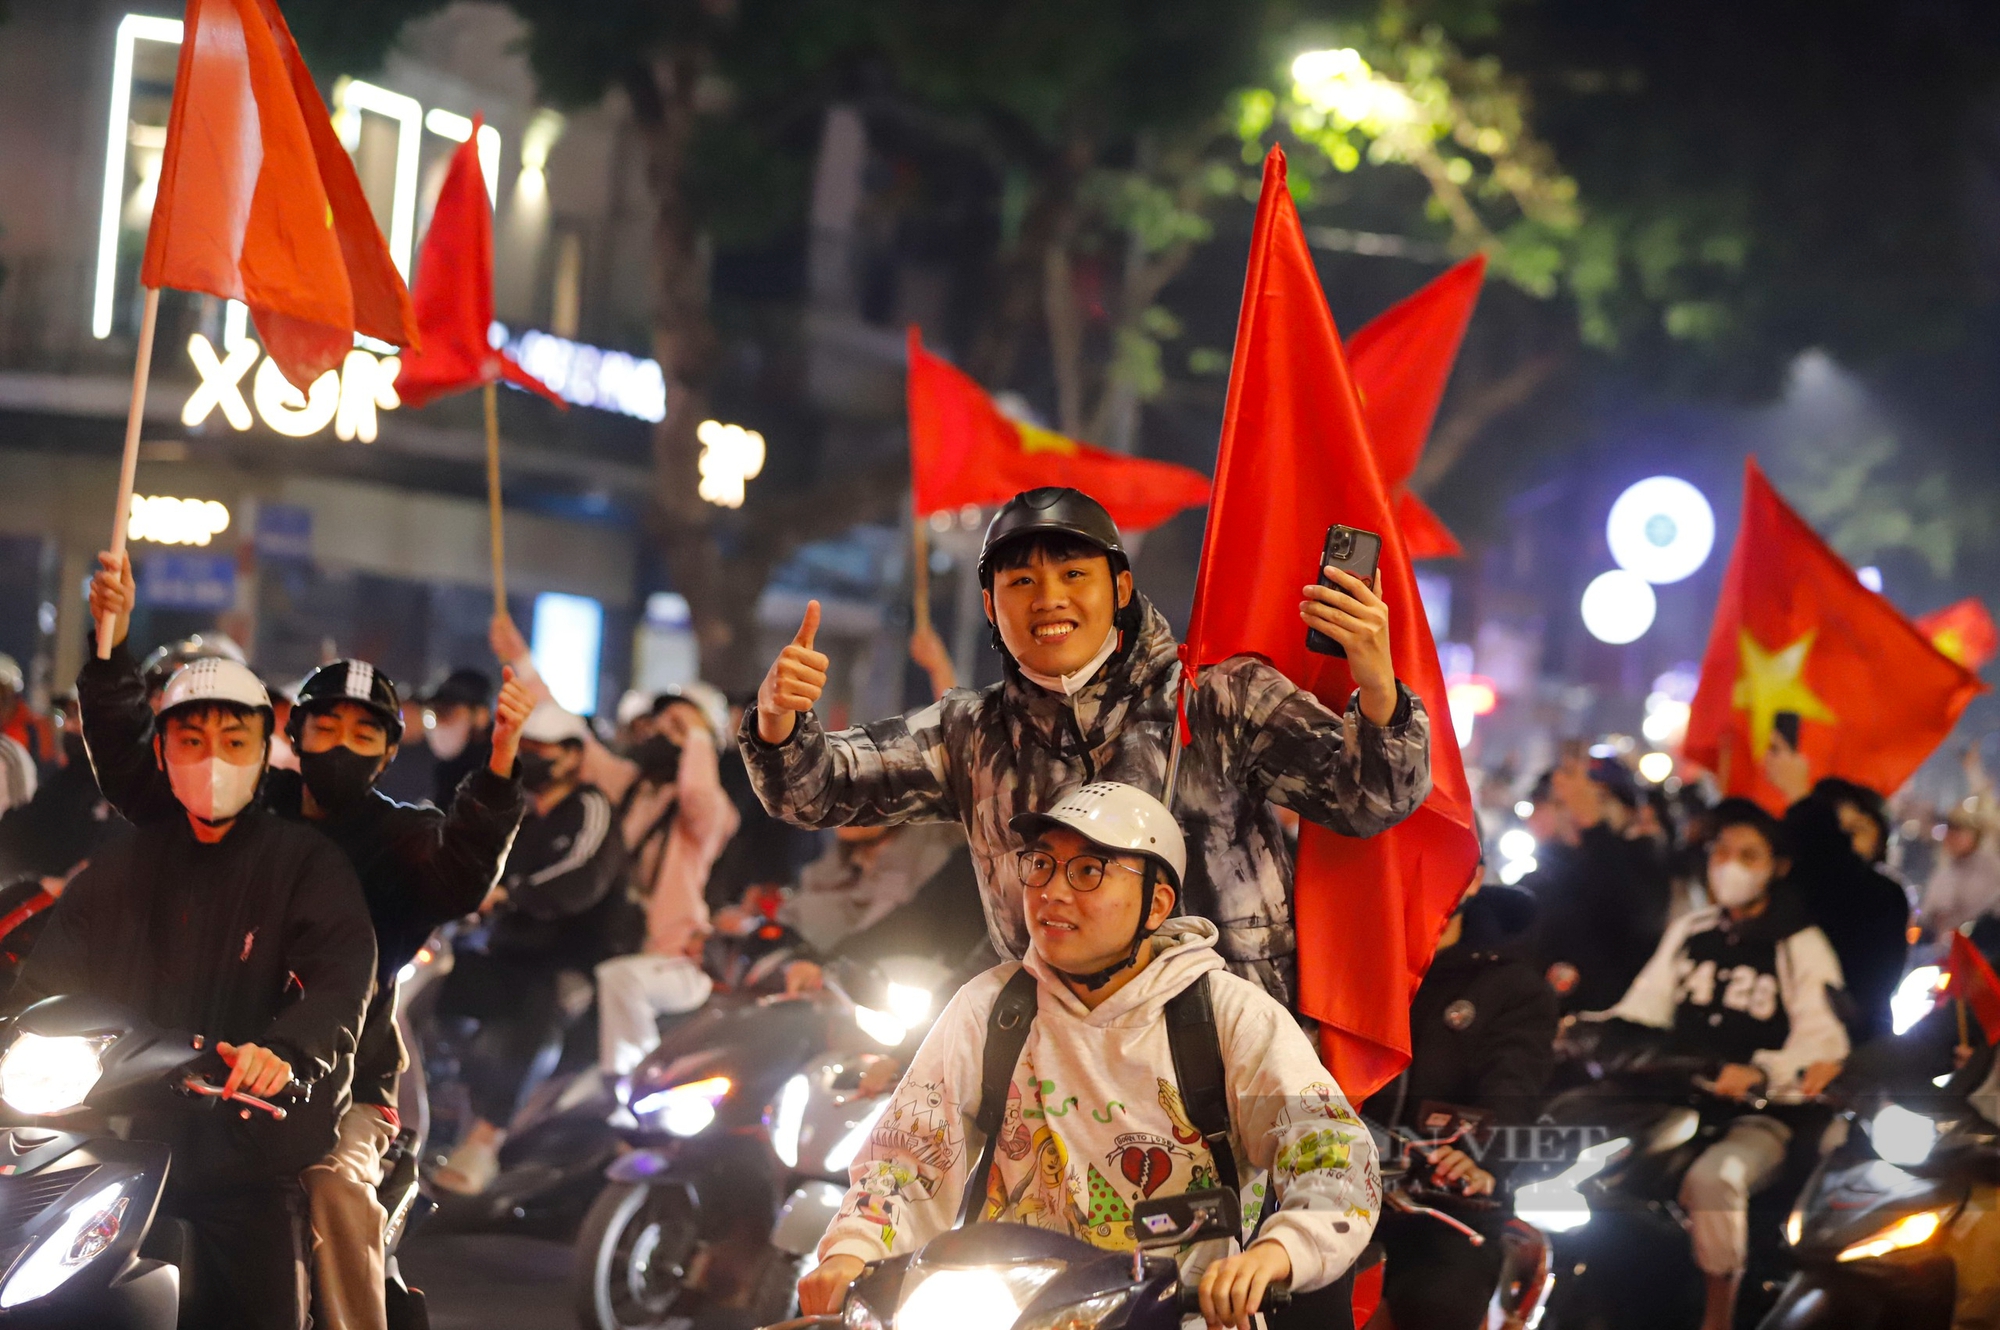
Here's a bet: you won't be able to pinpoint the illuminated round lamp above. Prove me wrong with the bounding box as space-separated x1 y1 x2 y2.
1446 674 1499 718
1606 477 1715 585
1638 751 1674 784
1581 569 1656 645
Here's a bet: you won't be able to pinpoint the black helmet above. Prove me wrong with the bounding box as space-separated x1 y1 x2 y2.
289 660 404 745
977 488 1127 588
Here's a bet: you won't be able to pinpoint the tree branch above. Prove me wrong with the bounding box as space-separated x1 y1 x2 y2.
1410 351 1564 495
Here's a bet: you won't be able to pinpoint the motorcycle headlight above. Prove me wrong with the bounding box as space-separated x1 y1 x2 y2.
1868 1104 1939 1166
771 1074 811 1168
0 1034 107 1117
1514 1135 1630 1235
632 1075 732 1137
898 1263 1066 1330
1836 1206 1952 1262
885 982 933 1028
1014 1291 1124 1330
853 1005 909 1048
0 1181 131 1308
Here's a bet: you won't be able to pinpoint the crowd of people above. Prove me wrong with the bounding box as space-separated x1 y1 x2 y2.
0 485 1988 1329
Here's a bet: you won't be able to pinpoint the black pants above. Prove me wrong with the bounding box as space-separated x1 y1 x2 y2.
1377 1208 1505 1330
164 1181 311 1330
437 950 569 1126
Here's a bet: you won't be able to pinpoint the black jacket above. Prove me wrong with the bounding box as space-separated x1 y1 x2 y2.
9 809 376 1186
1524 824 1670 1013
1364 894 1559 1146
482 783 624 967
1783 794 1909 1043
78 642 525 1107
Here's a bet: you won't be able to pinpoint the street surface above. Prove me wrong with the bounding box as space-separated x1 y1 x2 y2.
401 1233 575 1329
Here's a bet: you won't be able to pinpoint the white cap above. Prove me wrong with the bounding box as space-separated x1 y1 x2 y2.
521 701 590 744
1010 781 1187 888
157 657 272 718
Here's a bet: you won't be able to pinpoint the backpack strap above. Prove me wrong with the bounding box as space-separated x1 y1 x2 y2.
958 965 1040 1228
1165 973 1239 1197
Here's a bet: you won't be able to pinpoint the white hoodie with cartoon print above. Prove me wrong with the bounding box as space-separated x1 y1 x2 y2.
817 918 1381 1294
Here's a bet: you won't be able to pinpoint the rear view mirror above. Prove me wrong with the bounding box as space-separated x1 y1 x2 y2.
1131 1187 1241 1250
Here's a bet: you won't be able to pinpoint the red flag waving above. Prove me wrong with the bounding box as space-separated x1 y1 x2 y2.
907 329 1209 531
1947 932 2000 1045
1684 459 1986 808
1183 148 1480 1101
141 0 415 389
1346 256 1487 559
1915 598 1998 673
396 121 563 410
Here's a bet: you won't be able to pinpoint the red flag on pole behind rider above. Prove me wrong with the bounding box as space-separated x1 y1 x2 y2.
1182 146 1479 1101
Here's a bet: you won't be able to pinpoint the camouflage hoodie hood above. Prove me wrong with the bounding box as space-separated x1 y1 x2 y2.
742 594 1432 1009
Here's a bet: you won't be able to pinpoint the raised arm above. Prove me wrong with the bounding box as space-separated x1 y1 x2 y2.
1193 654 1430 838
77 552 178 825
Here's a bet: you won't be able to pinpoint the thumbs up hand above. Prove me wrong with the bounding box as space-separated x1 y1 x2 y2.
757 601 829 745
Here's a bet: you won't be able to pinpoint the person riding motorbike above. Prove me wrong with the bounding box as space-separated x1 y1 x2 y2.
10 655 377 1330
418 668 499 808
740 485 1431 1012
83 549 534 1330
1361 875 1558 1330
797 781 1380 1330
433 701 624 1195
1583 797 1850 1330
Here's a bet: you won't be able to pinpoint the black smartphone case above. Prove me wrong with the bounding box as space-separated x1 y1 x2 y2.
1306 525 1384 657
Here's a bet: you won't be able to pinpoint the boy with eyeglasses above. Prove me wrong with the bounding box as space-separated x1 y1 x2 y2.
798 782 1379 1329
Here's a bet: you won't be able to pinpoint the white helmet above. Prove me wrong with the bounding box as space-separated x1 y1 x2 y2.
520 701 590 745
1010 781 1186 889
0 654 21 694
157 657 272 720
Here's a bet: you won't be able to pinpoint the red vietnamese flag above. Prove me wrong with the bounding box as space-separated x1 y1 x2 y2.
1183 148 1480 1101
1946 932 2000 1044
1915 598 1997 673
906 329 1209 531
396 121 563 410
1684 459 1986 808
140 0 416 389
1346 256 1487 560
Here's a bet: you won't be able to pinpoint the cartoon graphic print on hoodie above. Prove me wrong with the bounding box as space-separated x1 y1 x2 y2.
817 919 1381 1293
743 598 1432 1009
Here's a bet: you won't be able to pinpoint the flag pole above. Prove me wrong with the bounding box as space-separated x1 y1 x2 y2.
483 380 507 617
97 285 161 660
912 506 932 633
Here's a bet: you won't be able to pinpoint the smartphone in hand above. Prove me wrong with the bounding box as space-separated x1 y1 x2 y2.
1306 525 1384 657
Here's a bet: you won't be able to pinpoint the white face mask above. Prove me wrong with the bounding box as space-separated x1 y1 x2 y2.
1708 860 1770 910
168 756 264 825
1017 624 1119 697
427 714 472 760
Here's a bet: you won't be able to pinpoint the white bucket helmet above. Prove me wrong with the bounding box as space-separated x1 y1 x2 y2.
157 657 272 723
1010 780 1187 889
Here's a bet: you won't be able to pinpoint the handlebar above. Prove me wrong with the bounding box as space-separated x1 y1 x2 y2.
1179 1282 1292 1315
180 1076 290 1120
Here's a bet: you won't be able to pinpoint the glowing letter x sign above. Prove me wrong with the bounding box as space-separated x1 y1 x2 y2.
182 333 258 430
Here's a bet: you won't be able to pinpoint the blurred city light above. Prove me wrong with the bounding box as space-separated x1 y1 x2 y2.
1499 829 1536 861
532 592 604 716
1498 856 1537 886
1638 751 1674 783
1290 49 1418 129
1606 476 1715 584
1580 569 1656 644
1642 691 1691 744
696 420 767 508
93 13 184 339
128 495 229 546
1514 800 1534 818
1857 565 1883 592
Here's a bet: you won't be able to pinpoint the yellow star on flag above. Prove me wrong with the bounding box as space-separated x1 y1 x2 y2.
1015 420 1080 457
1731 629 1838 759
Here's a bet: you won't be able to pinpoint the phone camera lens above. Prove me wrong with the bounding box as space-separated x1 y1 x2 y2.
1330 532 1353 560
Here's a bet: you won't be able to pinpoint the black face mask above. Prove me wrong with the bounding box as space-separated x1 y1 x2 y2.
629 734 682 783
518 751 559 792
299 745 384 815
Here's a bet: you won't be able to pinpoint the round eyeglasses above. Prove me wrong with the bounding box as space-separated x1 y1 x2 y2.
1017 849 1144 892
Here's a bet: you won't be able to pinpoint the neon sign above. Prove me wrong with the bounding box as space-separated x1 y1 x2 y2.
181 334 401 442
128 495 230 546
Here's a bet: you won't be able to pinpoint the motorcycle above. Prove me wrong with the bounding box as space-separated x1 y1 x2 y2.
757 1187 1381 1330
1515 1027 1811 1330
572 957 947 1330
1758 1087 1997 1327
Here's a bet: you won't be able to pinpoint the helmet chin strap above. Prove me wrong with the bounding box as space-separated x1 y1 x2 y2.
1054 864 1164 991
